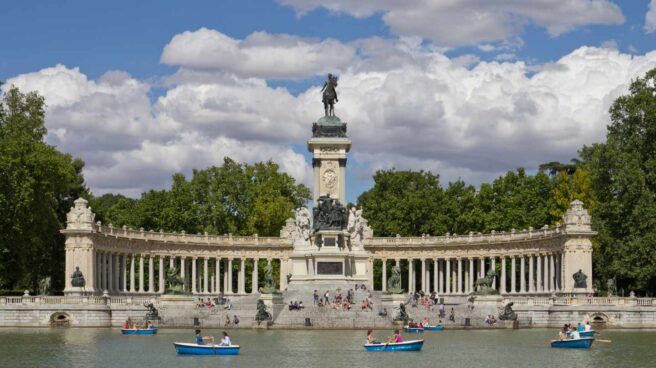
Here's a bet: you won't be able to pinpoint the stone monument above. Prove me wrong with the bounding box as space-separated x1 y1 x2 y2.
562 200 595 294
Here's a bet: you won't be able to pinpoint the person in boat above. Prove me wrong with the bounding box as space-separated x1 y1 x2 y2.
422 318 429 326
577 322 584 332
122 319 130 329
366 329 380 344
584 321 591 332
147 321 154 329
219 331 231 346
195 329 211 346
558 327 567 341
387 329 404 343
569 326 581 340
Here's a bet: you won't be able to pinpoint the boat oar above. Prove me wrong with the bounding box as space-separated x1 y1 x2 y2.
597 339 612 343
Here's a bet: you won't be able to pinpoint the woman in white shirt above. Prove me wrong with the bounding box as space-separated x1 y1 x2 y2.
219 331 232 346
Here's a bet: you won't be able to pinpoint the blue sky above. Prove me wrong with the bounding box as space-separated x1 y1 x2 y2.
2 0 656 203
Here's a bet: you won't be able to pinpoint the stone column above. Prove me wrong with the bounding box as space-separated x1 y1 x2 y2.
382 260 387 292
97 252 104 291
227 258 233 294
121 254 127 293
137 255 144 293
500 257 507 294
421 259 426 292
433 259 438 293
159 256 165 293
180 257 186 292
510 256 516 293
279 259 287 291
203 258 209 294
130 253 137 293
107 253 114 293
468 258 474 293
479 257 485 278
457 258 463 294
425 260 431 292
528 255 534 293
519 256 525 293
191 257 198 294
439 260 444 294
537 254 543 293
223 259 229 294
252 259 259 294
548 254 554 292
408 259 413 292
445 259 451 294
148 256 155 293
463 261 469 294
238 258 246 294
169 257 175 269
491 257 497 290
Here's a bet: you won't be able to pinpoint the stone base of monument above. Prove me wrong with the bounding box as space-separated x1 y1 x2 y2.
381 293 407 312
63 287 93 297
502 320 520 329
472 295 503 305
159 294 195 305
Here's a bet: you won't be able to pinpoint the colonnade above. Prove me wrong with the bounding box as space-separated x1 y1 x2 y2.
375 252 565 295
93 251 288 295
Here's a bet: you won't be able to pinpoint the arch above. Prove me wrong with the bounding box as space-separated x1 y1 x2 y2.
50 312 71 327
589 312 608 327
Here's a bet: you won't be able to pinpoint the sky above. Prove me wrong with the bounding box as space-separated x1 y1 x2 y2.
2 0 656 203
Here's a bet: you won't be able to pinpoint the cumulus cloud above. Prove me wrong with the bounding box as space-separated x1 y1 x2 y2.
161 28 357 79
647 0 656 33
6 31 656 198
279 0 624 46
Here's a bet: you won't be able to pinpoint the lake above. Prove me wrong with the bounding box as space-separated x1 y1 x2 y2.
1 328 654 368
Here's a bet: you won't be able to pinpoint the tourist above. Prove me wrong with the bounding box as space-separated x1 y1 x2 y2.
233 315 240 326
366 329 380 344
490 315 497 326
439 303 445 318
422 318 429 326
219 331 231 346
569 326 581 339
313 290 319 306
122 319 130 329
195 329 210 345
584 321 591 331
378 308 388 317
485 315 491 326
324 290 330 304
361 299 368 311
298 301 304 309
577 322 584 332
289 301 294 311
224 315 232 327
147 320 154 329
558 326 567 341
449 308 455 322
387 329 404 343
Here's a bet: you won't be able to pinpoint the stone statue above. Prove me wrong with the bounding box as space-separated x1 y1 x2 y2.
293 207 311 242
386 265 403 294
144 302 160 321
313 194 347 231
165 267 185 294
573 269 587 289
66 198 95 230
606 278 617 297
321 73 338 117
259 263 278 294
474 269 498 295
393 302 409 322
38 276 51 296
255 299 272 322
498 302 517 321
563 199 592 232
347 207 365 247
70 267 85 287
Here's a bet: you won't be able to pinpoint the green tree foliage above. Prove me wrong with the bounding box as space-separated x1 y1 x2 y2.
581 68 656 294
95 158 311 237
0 86 87 292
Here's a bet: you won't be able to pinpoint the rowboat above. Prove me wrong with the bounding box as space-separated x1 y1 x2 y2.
174 342 240 355
403 326 424 333
566 330 595 338
550 338 595 349
121 328 157 335
424 325 445 331
364 340 424 352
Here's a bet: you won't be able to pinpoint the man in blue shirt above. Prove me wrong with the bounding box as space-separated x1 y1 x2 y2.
577 323 584 332
195 329 210 345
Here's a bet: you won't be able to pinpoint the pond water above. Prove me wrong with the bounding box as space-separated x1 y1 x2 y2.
1 328 654 368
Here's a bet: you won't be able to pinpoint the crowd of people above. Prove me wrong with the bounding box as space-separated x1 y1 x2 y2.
311 288 375 311
409 290 440 310
288 300 305 311
122 318 154 330
557 321 592 340
484 314 497 326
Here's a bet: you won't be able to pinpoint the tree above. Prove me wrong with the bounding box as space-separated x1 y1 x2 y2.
0 85 87 292
581 68 656 294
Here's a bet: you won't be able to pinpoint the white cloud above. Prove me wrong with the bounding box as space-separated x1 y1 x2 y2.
6 33 656 198
160 28 357 79
279 0 624 46
646 0 656 33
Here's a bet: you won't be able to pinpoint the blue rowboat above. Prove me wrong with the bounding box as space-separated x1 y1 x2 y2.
579 330 595 338
403 326 424 333
364 340 424 352
121 328 157 335
174 342 240 355
424 325 444 331
550 338 594 349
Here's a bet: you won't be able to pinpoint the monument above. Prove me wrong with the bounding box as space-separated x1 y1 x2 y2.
287 74 371 291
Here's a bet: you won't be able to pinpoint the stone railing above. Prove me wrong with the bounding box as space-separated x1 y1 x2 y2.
0 295 159 306
366 225 564 247
503 296 655 306
90 223 290 247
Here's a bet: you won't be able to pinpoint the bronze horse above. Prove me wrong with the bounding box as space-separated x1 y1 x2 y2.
321 74 338 117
